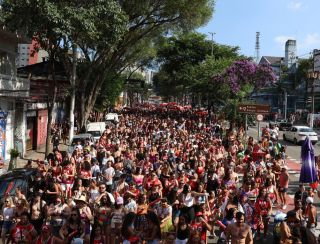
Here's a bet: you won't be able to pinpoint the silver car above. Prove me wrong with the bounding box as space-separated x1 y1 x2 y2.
283 126 318 145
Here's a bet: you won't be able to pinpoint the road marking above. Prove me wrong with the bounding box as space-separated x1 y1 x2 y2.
287 156 300 163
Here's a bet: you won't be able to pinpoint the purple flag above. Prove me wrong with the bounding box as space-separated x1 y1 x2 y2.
300 136 318 183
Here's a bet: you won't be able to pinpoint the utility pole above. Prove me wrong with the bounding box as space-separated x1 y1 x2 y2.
284 91 287 120
209 32 215 56
69 43 77 144
255 32 260 63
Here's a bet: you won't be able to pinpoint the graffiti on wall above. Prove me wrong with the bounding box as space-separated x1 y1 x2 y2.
0 111 8 160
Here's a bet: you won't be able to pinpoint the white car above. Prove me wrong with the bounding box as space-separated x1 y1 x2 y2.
283 126 318 145
86 122 106 142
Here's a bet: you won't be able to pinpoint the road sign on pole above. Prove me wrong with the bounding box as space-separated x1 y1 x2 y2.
238 104 270 114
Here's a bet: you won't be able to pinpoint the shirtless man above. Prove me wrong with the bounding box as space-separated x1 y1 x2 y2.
225 212 253 244
305 197 318 244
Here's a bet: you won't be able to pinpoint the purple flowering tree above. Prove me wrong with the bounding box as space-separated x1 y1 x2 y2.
211 60 276 121
212 60 276 94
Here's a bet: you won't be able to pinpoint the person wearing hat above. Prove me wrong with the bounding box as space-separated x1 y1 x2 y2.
279 210 301 244
224 212 253 244
110 197 125 243
305 196 318 244
189 211 212 243
75 194 93 241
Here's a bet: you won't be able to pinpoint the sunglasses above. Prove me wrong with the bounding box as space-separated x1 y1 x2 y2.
5 201 9 203
71 213 78 216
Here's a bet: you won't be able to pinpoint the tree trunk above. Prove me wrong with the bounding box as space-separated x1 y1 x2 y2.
79 89 86 132
69 43 77 143
45 59 58 157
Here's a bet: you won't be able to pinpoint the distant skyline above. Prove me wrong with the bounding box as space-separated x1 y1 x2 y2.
198 0 320 59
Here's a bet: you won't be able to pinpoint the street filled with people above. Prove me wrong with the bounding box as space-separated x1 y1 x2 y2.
0 107 319 244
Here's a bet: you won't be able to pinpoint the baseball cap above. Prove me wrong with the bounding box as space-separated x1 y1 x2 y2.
116 196 124 205
306 197 314 204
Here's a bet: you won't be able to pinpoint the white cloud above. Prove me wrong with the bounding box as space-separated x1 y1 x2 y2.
298 33 320 51
287 1 303 11
304 33 320 46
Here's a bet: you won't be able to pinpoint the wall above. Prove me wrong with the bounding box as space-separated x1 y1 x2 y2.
0 98 16 160
0 74 30 97
14 102 26 157
36 109 48 149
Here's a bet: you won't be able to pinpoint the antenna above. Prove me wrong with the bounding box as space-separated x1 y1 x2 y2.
255 32 260 63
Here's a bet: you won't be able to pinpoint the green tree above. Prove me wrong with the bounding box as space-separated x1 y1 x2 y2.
2 0 214 129
1 0 127 154
153 32 242 103
75 0 214 128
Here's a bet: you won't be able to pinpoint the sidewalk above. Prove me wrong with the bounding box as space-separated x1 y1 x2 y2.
6 142 68 169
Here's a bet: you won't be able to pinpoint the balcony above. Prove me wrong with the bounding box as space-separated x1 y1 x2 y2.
0 73 30 97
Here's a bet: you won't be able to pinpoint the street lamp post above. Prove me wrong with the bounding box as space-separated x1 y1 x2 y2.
208 32 216 56
307 70 320 128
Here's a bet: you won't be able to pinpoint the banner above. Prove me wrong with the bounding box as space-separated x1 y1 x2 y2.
0 111 8 160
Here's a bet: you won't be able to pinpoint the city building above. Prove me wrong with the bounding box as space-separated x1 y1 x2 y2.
18 60 69 151
16 39 49 68
0 28 30 160
252 39 306 118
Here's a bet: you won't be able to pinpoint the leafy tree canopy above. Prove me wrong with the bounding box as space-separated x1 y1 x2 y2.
1 0 215 127
153 32 242 100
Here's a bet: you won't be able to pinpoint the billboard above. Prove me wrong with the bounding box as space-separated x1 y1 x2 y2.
314 49 320 72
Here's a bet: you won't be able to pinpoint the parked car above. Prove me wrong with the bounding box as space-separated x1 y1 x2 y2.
283 126 318 145
278 121 293 131
68 133 94 153
269 119 292 131
0 168 37 206
86 122 106 142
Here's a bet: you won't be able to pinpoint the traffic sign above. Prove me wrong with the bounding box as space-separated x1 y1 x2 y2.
238 104 270 114
256 114 263 121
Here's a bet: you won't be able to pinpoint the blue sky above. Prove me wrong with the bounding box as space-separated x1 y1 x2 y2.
198 0 320 59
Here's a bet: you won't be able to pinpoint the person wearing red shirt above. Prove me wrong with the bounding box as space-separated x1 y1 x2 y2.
35 225 64 244
254 187 272 241
9 212 37 244
189 212 212 243
144 172 162 191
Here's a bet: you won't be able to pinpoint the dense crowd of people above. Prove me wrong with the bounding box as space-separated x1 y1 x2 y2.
0 110 319 244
